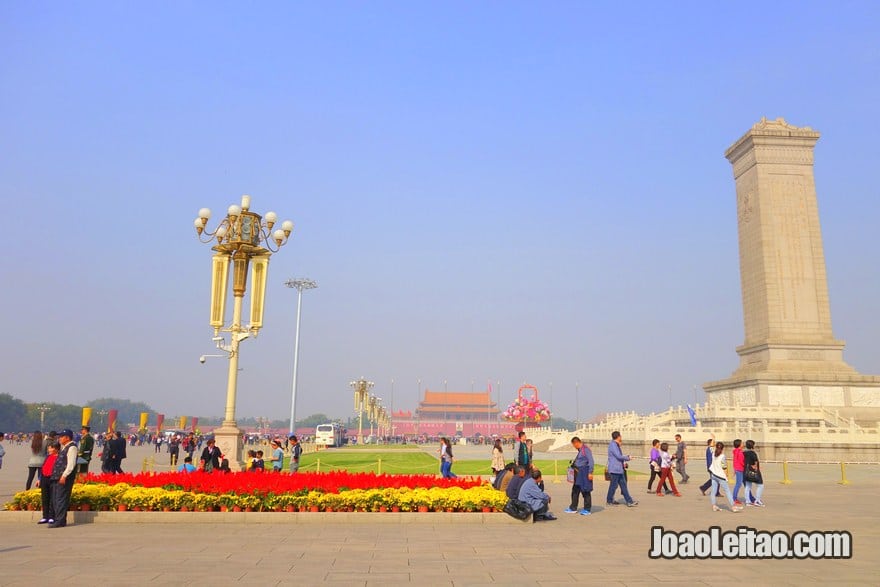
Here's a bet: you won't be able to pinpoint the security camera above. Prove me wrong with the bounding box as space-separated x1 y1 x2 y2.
199 355 207 364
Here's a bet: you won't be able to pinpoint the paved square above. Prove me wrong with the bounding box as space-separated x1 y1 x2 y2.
1 444 877 585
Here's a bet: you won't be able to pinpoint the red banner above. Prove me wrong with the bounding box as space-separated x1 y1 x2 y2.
191 417 199 432
107 409 118 433
156 414 165 435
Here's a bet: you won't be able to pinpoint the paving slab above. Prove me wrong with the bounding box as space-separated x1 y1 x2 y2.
1 443 879 584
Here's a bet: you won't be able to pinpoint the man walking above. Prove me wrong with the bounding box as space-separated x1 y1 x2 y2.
674 434 689 483
109 431 127 474
49 429 78 528
606 431 638 507
565 437 594 516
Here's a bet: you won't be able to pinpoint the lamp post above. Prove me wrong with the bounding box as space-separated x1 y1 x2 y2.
575 381 580 428
97 409 108 432
194 194 294 469
350 377 374 444
285 278 317 435
37 404 51 431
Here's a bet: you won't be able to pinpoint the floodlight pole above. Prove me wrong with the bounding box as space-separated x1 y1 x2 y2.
286 278 318 434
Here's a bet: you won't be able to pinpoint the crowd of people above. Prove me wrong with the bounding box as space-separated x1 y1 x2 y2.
489 429 766 522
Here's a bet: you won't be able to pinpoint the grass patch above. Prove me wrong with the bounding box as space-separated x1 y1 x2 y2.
289 451 611 477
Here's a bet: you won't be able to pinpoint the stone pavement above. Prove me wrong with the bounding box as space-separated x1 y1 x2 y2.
1 442 878 585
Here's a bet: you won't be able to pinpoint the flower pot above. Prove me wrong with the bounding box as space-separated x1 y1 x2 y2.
417 506 428 513
100 505 109 511
79 503 91 512
378 506 388 513
117 504 128 512
274 507 283 512
220 506 229 512
309 505 319 512
391 506 400 513
232 506 241 512
133 507 142 512
286 505 295 512
26 504 36 511
446 508 455 512
482 507 492 513
162 507 171 512
179 506 189 512
325 508 334 512
244 507 253 512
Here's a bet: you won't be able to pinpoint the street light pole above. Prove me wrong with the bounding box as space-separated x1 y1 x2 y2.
194 194 295 469
350 377 374 444
285 278 317 435
37 404 51 431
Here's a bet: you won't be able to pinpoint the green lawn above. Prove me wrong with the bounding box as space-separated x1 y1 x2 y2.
288 451 613 477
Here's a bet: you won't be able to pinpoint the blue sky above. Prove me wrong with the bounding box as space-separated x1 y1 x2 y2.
2 2 878 424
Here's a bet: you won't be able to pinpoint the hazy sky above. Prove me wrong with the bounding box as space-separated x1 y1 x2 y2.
2 2 878 425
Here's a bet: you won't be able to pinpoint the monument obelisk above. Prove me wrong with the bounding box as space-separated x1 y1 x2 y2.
704 118 880 420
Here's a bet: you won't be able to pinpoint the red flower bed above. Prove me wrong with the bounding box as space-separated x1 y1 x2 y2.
83 471 480 495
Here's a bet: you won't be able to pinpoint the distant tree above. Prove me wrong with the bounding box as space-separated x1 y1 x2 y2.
550 417 579 432
0 393 29 431
296 413 333 428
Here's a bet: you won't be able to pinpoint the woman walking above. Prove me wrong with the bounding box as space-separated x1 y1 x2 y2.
491 439 505 481
743 440 765 507
439 437 457 478
655 442 681 497
26 431 47 490
708 442 742 512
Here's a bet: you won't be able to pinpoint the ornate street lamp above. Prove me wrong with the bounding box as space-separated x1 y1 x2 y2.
350 377 374 444
194 194 294 468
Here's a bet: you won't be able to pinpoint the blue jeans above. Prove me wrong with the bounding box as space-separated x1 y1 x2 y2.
732 470 744 502
745 481 764 503
710 474 735 508
440 460 456 478
606 473 634 504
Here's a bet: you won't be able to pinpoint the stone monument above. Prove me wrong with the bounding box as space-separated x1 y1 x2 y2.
703 118 880 422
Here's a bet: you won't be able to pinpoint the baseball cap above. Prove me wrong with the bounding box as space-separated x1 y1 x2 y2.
58 429 74 438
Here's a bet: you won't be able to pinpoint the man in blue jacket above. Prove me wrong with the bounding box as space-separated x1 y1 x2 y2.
606 431 638 507
566 436 594 515
518 469 556 522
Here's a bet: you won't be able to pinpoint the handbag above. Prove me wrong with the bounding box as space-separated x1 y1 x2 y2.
566 466 576 483
745 467 763 484
503 498 532 521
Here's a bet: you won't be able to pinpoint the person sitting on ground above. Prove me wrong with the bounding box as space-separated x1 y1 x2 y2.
494 462 515 492
518 468 556 522
178 456 197 473
505 465 527 501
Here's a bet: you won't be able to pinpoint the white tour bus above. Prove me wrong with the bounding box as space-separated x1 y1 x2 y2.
315 423 344 447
